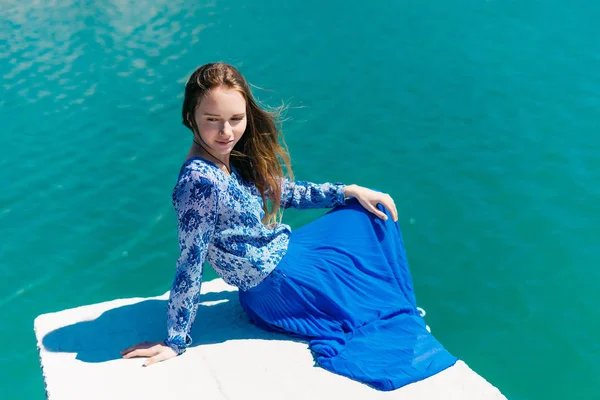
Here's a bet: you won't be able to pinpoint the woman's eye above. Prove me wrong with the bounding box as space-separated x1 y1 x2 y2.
207 118 218 122
232 117 243 121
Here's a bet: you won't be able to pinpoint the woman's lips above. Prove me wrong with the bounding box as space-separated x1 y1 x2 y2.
216 140 233 145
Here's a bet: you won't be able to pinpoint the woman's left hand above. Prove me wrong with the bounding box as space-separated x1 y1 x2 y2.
120 341 178 367
344 184 398 222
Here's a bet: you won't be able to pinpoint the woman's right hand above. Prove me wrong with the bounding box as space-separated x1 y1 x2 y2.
120 341 178 367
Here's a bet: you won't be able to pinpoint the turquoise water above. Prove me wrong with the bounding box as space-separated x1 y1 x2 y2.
2 0 600 398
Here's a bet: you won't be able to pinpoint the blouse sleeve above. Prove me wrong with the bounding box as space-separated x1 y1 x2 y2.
164 172 218 355
280 178 346 209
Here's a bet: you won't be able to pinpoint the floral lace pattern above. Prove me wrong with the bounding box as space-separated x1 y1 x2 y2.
164 158 345 354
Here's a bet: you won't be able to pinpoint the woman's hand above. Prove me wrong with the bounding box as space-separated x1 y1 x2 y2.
344 184 398 222
120 341 178 367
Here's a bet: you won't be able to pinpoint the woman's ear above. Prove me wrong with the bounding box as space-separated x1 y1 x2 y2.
186 113 194 129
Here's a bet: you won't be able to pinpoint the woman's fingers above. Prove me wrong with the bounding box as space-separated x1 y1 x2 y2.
121 342 146 355
143 350 172 367
367 203 388 220
354 189 399 222
121 341 178 367
123 347 158 359
369 196 398 222
382 195 398 222
121 342 160 358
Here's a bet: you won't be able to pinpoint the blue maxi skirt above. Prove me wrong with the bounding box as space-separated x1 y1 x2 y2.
238 198 458 391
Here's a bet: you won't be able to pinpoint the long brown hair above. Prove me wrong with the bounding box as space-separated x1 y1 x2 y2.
181 62 293 225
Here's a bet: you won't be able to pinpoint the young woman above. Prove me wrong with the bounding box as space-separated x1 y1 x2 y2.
121 62 457 390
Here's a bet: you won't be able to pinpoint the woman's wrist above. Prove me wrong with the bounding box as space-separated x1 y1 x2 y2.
344 184 359 199
164 335 190 355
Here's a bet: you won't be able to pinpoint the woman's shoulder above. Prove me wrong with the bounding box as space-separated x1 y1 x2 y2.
177 157 223 184
173 158 226 202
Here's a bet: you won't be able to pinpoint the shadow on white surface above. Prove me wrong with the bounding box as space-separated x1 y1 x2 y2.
41 289 305 363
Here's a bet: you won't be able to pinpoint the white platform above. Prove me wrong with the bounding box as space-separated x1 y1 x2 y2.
34 279 506 400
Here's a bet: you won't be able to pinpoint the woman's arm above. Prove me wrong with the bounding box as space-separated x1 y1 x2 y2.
164 173 218 354
280 178 398 221
280 178 346 209
121 171 218 366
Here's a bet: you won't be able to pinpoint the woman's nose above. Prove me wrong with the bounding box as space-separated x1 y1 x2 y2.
221 121 233 135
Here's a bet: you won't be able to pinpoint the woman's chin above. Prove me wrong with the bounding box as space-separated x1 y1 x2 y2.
212 148 232 156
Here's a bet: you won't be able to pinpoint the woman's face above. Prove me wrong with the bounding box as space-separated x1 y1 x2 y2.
192 86 247 156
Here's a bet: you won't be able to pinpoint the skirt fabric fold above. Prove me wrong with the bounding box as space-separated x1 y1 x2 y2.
238 198 458 391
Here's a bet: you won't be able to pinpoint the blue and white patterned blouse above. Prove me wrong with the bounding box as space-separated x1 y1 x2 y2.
164 157 346 354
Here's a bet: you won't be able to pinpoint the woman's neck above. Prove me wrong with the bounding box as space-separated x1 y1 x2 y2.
189 140 231 174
